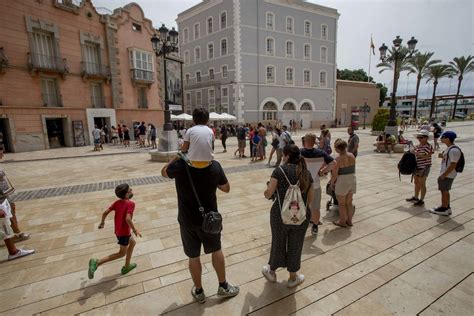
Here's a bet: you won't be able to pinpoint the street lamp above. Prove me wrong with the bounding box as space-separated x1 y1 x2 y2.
151 24 180 131
362 97 369 129
379 36 417 126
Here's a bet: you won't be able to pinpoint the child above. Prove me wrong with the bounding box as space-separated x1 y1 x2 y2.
88 183 141 279
181 108 215 168
251 132 261 162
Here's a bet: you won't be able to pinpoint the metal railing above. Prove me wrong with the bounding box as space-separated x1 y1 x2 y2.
81 62 111 78
42 93 63 107
131 69 154 83
28 53 67 73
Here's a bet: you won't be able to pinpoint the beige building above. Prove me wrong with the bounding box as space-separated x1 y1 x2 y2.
0 0 165 152
335 80 380 128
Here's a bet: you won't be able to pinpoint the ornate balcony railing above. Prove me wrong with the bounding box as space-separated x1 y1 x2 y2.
81 62 111 81
42 93 63 107
28 53 68 77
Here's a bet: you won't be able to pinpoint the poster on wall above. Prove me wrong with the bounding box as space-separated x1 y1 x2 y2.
72 120 86 147
165 58 182 109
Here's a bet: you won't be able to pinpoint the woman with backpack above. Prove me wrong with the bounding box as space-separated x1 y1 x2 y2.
406 130 433 207
263 144 314 288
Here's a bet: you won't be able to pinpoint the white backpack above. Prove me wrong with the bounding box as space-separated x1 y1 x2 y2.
277 166 307 225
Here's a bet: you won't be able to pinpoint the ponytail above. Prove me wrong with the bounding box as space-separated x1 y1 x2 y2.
296 155 310 192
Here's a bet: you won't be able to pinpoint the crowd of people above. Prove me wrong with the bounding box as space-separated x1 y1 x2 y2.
91 122 157 151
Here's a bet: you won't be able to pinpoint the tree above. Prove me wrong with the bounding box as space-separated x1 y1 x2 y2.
406 52 441 119
424 65 453 120
449 55 474 119
337 68 374 82
376 83 388 106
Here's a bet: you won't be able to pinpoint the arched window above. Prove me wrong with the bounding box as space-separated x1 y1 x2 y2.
220 11 227 29
266 66 275 83
321 24 328 40
319 71 327 87
286 67 294 85
300 102 312 111
208 43 214 59
320 46 327 63
266 12 274 30
263 101 278 120
266 37 274 55
283 102 296 111
207 17 213 34
286 41 293 58
286 17 293 33
304 44 311 60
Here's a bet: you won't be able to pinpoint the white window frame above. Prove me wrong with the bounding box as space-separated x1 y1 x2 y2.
320 46 328 63
196 71 201 82
220 38 228 56
286 16 294 33
184 50 190 65
207 43 214 60
266 37 275 56
321 24 328 40
194 46 201 63
285 67 294 85
183 28 189 43
266 12 275 30
286 40 294 58
129 49 154 81
221 86 229 109
304 20 311 37
220 11 227 29
193 22 200 40
208 88 215 106
319 70 327 87
196 90 202 106
207 17 213 35
266 65 275 84
303 69 311 86
304 43 311 60
209 67 215 80
221 64 228 78
185 73 190 84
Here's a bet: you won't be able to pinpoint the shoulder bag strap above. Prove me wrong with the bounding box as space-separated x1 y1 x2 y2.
184 162 205 215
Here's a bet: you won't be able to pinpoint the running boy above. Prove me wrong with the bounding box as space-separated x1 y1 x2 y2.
88 183 141 279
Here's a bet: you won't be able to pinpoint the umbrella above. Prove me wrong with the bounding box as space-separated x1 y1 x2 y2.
220 112 237 121
209 112 224 121
175 113 193 121
170 114 179 121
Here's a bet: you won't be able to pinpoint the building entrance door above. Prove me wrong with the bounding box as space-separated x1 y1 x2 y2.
0 119 12 152
94 117 107 129
46 118 65 148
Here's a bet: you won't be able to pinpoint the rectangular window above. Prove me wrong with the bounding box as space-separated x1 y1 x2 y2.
185 73 190 84
132 23 142 32
304 21 311 36
84 42 101 74
195 47 201 63
304 70 310 86
321 47 327 63
304 44 311 60
286 68 294 84
221 87 229 109
194 23 200 39
286 41 293 58
41 77 60 107
220 12 227 29
196 71 201 82
286 17 293 33
321 25 327 40
208 43 214 59
221 39 227 56
138 87 148 108
209 68 214 80
32 30 56 69
129 49 153 81
91 82 104 107
184 51 190 65
196 91 202 106
222 65 228 78
266 66 275 83
184 28 189 43
320 71 327 87
209 89 215 105
266 13 274 29
186 92 191 111
207 18 213 34
266 38 274 55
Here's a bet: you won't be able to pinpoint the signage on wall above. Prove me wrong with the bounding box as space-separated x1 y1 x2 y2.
72 120 86 147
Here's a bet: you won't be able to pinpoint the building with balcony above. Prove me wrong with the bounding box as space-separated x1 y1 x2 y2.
177 0 339 127
0 0 164 152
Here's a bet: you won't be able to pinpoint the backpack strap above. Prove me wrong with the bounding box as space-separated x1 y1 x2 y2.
445 145 460 166
278 165 299 186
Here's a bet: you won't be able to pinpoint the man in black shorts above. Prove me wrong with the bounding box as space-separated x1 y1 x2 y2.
161 156 239 303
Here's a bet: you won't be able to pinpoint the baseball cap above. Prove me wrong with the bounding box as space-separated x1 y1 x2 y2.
416 130 430 137
441 131 457 141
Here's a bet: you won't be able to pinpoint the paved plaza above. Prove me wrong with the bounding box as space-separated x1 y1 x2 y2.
0 122 473 315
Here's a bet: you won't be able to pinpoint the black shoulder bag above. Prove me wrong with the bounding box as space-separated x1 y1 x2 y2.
184 162 223 234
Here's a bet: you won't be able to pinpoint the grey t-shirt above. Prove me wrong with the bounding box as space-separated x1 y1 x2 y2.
348 133 359 155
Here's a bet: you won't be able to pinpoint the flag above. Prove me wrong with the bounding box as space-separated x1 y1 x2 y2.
370 36 375 55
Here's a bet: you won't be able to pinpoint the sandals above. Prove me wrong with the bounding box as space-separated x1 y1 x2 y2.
332 221 347 228
14 232 31 243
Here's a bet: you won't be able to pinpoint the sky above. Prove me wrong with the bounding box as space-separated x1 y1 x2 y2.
93 0 474 99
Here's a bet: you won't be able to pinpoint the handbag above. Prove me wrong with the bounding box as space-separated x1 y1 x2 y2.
183 160 222 234
0 175 15 197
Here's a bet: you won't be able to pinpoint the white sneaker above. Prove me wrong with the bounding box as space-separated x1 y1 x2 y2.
287 274 304 288
429 207 452 216
262 265 277 283
8 248 35 261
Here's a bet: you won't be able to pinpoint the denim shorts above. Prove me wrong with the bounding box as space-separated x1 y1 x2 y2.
438 177 454 191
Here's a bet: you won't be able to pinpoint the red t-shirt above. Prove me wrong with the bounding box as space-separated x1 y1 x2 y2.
109 199 135 236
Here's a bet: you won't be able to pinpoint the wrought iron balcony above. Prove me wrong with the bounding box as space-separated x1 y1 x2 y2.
130 69 154 85
28 53 68 76
81 62 111 81
42 93 63 107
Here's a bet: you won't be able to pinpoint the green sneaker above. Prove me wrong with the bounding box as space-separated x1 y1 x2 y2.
121 263 137 275
88 258 98 279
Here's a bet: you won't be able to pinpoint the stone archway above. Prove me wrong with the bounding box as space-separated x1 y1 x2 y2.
263 101 278 121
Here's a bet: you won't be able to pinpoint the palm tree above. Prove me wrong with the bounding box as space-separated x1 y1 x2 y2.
424 65 453 120
449 55 474 119
407 52 441 119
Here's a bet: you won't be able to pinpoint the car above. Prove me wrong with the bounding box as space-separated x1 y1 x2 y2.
454 112 467 119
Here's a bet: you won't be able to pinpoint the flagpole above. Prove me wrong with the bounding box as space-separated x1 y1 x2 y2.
368 34 372 82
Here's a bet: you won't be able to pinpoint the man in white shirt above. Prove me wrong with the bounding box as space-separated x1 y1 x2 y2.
181 108 215 168
430 131 462 216
274 125 292 167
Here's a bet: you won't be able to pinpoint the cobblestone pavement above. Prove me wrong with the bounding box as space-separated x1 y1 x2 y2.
0 122 473 315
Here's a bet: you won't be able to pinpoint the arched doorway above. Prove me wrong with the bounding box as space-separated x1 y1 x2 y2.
282 101 296 127
299 101 313 129
263 101 278 120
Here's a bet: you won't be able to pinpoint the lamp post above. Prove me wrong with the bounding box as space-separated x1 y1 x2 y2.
362 97 368 129
151 24 179 131
378 36 417 127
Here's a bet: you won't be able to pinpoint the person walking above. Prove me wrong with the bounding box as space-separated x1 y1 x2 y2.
161 154 240 303
406 130 433 207
432 123 442 151
347 126 359 158
138 122 146 147
150 124 157 149
220 124 228 153
117 124 123 145
319 129 332 155
263 144 313 287
330 139 356 227
123 125 130 147
430 131 463 216
92 125 101 151
235 125 247 158
267 128 281 166
110 126 119 145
